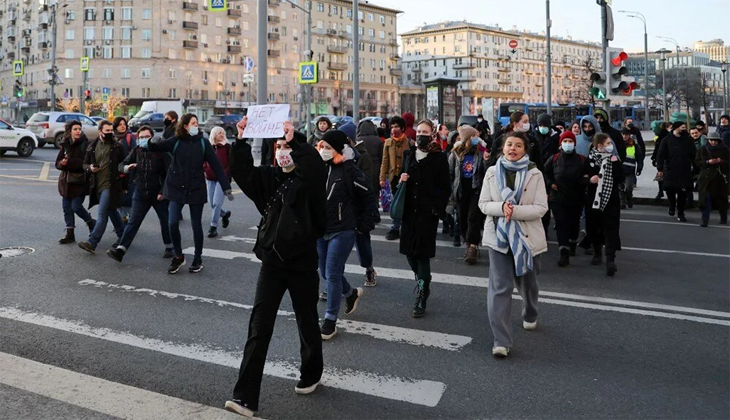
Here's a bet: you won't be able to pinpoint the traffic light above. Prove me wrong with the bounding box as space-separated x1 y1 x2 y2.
608 48 629 95
622 81 639 96
589 70 607 100
13 79 23 98
84 89 91 101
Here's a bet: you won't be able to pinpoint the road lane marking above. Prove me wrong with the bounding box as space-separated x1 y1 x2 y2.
620 218 730 229
0 174 56 183
545 241 730 259
38 161 51 180
77 280 472 351
188 247 730 326
0 351 242 420
0 307 447 407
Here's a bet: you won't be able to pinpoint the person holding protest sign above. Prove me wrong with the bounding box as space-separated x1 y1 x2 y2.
225 118 326 418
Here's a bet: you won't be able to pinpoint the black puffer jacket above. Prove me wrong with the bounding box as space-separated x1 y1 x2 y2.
230 138 327 271
148 132 230 204
357 120 383 191
656 132 696 190
543 151 586 206
118 143 171 197
323 159 376 234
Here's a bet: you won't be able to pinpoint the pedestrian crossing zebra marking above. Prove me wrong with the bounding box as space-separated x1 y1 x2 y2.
0 306 447 407
77 279 473 351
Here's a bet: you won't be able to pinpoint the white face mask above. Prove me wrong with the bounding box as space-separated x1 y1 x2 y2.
276 149 294 169
188 126 199 136
319 148 334 161
521 122 531 132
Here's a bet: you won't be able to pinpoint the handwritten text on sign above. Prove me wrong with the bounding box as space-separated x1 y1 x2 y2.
243 104 290 138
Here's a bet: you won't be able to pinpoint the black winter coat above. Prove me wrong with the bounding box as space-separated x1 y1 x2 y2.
230 139 327 272
534 129 560 164
696 144 730 208
357 120 383 191
656 133 696 190
163 123 177 140
83 138 128 210
399 146 450 258
543 152 586 206
55 135 89 198
148 133 231 204
716 125 730 148
584 155 625 212
118 146 171 197
323 160 376 234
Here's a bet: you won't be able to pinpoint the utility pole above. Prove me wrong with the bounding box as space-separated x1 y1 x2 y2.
353 0 360 121
545 0 552 115
600 0 610 112
305 1 312 135
257 0 267 107
722 62 728 117
619 11 650 128
48 2 66 112
660 49 668 120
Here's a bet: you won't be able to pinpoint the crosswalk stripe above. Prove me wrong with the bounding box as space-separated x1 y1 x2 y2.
0 351 242 420
188 247 730 326
77 280 473 351
0 306 447 407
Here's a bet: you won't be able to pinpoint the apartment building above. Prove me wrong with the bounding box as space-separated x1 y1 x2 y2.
399 21 602 121
0 0 400 123
693 39 729 64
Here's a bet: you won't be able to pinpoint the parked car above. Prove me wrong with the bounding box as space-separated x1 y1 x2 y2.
128 112 166 133
202 114 244 138
360 116 383 127
25 112 99 148
330 115 353 129
0 118 38 157
90 116 105 124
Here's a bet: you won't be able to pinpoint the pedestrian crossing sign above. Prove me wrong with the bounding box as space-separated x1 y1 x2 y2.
209 0 227 12
80 57 90 72
298 62 318 84
13 60 24 77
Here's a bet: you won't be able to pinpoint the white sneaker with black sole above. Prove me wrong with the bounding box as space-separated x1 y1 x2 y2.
523 320 537 331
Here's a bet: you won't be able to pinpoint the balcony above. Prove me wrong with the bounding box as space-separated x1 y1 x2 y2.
327 45 347 54
267 15 280 23
182 21 198 30
21 46 30 54
227 9 242 17
7 51 15 59
227 27 241 35
267 32 280 41
498 67 509 73
183 40 198 49
389 67 402 76
327 62 348 71
183 1 199 11
39 41 48 49
326 29 337 37
228 45 241 53
389 38 397 46
411 66 421 73
338 30 348 38
267 49 280 57
389 53 401 61
498 77 511 85
7 33 15 42
268 0 280 6
454 61 475 69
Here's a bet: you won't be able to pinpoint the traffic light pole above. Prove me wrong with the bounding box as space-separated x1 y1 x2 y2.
49 3 59 112
353 0 360 121
600 0 610 111
80 71 88 115
545 0 552 115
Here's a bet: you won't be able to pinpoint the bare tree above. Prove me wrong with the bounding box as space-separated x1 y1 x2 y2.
572 55 600 105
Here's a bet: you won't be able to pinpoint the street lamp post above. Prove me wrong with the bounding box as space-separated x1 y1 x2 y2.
282 0 312 135
722 62 728 117
619 11 649 128
48 2 67 112
659 49 668 120
658 36 681 113
545 0 552 115
353 0 360 121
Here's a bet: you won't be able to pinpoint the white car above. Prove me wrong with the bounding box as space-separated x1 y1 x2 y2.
0 118 39 157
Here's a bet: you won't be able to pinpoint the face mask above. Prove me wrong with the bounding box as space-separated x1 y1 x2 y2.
520 122 530 132
470 137 479 146
276 149 294 168
627 123 635 129
584 129 596 138
188 126 199 136
561 142 575 153
137 137 150 149
417 135 432 148
477 118 483 123
391 128 403 138
164 119 172 127
103 132 114 142
604 144 614 154
538 126 550 135
319 148 334 161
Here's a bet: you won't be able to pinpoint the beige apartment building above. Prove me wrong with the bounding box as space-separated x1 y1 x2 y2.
399 21 602 121
693 39 729 64
0 0 400 123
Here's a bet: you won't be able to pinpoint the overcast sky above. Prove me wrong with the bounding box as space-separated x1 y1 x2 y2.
392 0 729 54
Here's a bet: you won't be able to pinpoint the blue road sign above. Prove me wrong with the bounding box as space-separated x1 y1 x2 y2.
243 57 255 73
102 87 110 94
298 62 318 84
210 0 227 12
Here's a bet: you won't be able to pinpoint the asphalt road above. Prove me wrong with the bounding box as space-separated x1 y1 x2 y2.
1 147 729 419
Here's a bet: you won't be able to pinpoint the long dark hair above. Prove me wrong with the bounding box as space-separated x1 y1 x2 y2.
176 113 198 137
380 117 391 134
63 120 82 143
503 111 525 133
112 116 128 133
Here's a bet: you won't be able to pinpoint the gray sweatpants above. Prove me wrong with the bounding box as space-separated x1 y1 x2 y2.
487 249 541 348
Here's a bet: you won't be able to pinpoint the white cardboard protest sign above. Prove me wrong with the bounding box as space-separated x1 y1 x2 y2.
242 104 290 138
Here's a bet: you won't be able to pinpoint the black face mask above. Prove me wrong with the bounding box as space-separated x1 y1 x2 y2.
584 129 596 138
164 119 172 127
627 123 635 129
103 132 114 142
417 135 432 148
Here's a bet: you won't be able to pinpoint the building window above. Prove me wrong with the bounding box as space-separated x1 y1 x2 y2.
121 27 132 40
380 15 385 24
103 8 114 21
142 87 151 98
102 46 113 59
317 3 324 12
65 30 75 41
103 27 114 40
142 9 152 19
169 49 177 59
64 69 74 79
379 30 385 39
102 68 111 79
66 10 76 21
120 46 131 58
141 48 151 58
84 27 95 40
84 8 96 21
242 4 249 13
121 88 130 97
169 68 177 78
141 68 151 78
368 13 374 21
141 29 152 40
121 68 131 79
346 8 352 18
64 48 74 59
169 88 177 98
121 8 132 20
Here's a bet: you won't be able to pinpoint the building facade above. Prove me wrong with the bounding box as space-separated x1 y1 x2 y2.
398 21 602 122
693 39 729 64
0 0 400 123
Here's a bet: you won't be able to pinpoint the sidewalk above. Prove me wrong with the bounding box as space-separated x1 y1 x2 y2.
633 141 699 206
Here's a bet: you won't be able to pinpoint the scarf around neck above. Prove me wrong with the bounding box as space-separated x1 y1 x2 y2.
314 129 326 141
589 148 614 211
494 155 534 276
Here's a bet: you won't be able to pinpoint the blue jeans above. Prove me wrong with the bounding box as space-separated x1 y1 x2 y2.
62 196 92 228
118 190 172 251
702 193 712 221
317 230 357 321
88 189 125 249
118 183 136 221
206 180 227 227
169 201 204 260
355 230 373 269
390 217 402 232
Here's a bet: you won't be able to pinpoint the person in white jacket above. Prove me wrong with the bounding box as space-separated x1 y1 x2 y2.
478 131 548 358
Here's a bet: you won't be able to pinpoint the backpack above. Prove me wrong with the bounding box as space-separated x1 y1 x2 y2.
552 152 584 164
173 138 206 155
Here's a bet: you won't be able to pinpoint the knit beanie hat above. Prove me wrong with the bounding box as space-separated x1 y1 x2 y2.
337 121 357 143
671 121 686 131
458 125 479 143
322 129 348 154
559 131 576 142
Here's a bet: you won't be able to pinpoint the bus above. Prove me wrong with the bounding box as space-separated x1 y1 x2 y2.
498 103 662 130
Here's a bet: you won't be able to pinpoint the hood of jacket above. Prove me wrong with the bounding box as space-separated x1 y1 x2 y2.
357 120 378 138
577 116 602 156
402 112 415 127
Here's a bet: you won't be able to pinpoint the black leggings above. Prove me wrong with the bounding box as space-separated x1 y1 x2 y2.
406 256 431 283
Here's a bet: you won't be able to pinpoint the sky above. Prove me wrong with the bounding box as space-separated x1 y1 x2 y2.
390 0 729 54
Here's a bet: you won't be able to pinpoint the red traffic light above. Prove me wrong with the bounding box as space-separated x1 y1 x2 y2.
611 51 628 66
84 89 91 97
622 81 639 95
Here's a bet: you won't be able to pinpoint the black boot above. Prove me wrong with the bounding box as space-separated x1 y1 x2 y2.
208 226 218 238
558 247 570 267
569 242 577 257
412 279 430 318
606 254 617 276
619 189 627 210
721 212 728 225
59 228 75 244
591 245 603 265
86 218 96 233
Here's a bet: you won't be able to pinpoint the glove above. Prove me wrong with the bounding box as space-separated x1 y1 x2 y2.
224 190 235 201
637 171 642 177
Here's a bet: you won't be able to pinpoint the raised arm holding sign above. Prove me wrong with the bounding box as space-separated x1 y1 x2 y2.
242 104 290 139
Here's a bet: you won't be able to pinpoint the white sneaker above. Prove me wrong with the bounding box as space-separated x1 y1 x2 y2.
523 320 537 331
492 346 509 357
294 380 320 395
224 400 255 418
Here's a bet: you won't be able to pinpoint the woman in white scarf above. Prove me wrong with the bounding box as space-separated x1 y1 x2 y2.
478 132 548 358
